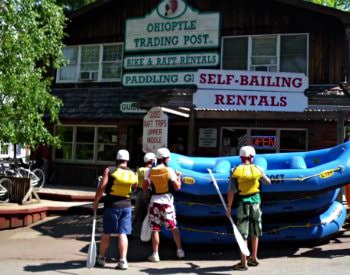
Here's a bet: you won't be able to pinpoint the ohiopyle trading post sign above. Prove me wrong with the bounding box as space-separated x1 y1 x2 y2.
194 69 309 112
123 0 220 87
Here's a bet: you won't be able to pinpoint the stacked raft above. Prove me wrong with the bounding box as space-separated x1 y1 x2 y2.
162 142 349 244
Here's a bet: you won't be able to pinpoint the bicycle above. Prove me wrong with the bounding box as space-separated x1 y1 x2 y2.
0 177 11 203
2 159 46 189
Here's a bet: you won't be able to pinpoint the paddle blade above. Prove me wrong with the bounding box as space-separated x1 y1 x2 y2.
230 217 250 256
140 214 152 242
86 240 96 268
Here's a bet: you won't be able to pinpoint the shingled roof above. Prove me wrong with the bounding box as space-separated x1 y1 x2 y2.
52 87 194 120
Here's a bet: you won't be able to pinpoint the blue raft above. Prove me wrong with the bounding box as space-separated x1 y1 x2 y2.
169 142 350 198
174 188 340 217
162 201 347 244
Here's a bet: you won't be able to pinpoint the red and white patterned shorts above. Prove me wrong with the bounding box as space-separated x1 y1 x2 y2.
149 202 177 231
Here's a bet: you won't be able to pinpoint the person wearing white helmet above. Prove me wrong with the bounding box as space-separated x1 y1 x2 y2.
226 145 271 271
132 152 156 237
143 147 185 262
93 149 137 270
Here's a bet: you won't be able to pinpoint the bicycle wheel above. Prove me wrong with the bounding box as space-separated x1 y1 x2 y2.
32 168 46 189
0 178 11 203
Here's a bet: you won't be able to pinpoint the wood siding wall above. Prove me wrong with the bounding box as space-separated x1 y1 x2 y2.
65 0 346 84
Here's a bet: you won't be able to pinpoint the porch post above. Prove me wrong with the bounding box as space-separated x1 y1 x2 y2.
187 108 196 155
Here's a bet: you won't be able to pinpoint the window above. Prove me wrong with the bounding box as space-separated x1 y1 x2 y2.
55 126 73 160
280 130 307 152
58 47 78 82
54 125 118 163
222 34 308 74
56 43 123 83
220 127 307 155
102 45 123 80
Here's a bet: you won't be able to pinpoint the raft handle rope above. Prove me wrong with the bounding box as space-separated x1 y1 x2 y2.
269 167 342 182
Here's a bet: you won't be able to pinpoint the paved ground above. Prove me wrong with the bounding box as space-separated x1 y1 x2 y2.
0 211 349 275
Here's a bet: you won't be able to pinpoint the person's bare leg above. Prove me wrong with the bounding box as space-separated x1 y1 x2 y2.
152 231 160 254
172 228 182 250
241 240 248 265
118 234 128 260
99 234 110 257
251 236 259 262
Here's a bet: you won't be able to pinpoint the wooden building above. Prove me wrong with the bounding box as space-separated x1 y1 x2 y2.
50 0 350 186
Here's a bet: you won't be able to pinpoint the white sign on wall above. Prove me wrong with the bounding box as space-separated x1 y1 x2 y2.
125 0 220 52
195 69 309 92
198 128 217 148
123 71 195 86
193 89 308 112
194 69 309 112
120 102 147 113
124 52 219 70
142 107 168 153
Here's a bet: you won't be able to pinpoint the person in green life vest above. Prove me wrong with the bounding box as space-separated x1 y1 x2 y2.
226 146 271 271
132 152 156 237
93 149 137 270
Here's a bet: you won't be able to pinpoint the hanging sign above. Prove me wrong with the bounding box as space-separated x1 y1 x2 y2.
142 107 168 153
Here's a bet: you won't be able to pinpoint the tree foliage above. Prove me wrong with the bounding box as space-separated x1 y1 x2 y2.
57 0 96 12
0 0 66 148
306 0 350 11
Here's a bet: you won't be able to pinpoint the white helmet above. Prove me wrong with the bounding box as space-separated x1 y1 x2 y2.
156 147 170 159
144 152 156 163
239 146 256 157
116 149 129 161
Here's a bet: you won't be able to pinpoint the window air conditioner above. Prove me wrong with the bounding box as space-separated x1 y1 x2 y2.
80 71 97 81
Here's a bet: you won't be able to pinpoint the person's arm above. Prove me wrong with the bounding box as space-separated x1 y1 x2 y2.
93 167 109 210
142 168 150 192
226 177 236 218
170 168 181 191
257 166 271 184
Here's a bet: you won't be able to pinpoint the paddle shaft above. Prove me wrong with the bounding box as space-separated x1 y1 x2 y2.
208 169 250 256
91 210 96 242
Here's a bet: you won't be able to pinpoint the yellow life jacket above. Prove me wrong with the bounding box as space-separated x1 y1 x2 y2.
232 164 262 196
137 167 147 188
109 167 137 197
149 167 171 194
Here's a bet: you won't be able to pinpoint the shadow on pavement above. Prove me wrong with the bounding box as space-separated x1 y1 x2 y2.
29 213 350 264
23 260 85 274
140 264 234 275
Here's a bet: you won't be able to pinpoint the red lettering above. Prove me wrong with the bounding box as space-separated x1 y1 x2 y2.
240 75 248 85
226 74 235 85
215 94 224 104
208 74 216 84
226 94 235 105
199 73 206 84
292 78 302 88
280 96 287 106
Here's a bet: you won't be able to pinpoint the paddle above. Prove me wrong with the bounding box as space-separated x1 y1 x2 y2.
86 209 97 268
207 169 250 256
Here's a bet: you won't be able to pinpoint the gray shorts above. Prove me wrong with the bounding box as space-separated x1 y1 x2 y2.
236 202 262 240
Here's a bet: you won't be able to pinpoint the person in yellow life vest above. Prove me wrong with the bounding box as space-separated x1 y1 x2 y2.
226 146 271 271
132 152 156 237
143 147 185 262
93 149 137 270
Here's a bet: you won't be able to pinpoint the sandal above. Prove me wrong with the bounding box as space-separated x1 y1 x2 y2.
247 257 259 267
232 262 248 271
